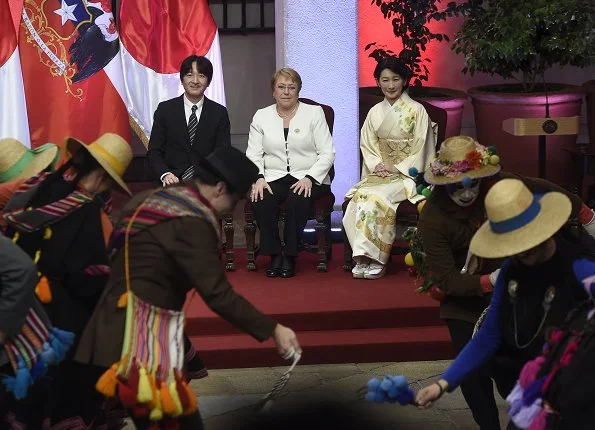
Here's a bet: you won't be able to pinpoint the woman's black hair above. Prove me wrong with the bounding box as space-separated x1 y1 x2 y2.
373 57 412 89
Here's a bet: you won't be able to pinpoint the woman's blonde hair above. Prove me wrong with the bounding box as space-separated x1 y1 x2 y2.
271 68 302 92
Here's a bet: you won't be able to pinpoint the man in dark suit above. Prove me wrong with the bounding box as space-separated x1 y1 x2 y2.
147 55 231 185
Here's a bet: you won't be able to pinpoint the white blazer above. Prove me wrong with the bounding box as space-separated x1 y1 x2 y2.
246 103 336 185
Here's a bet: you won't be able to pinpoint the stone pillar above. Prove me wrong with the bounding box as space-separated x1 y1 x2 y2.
274 0 359 203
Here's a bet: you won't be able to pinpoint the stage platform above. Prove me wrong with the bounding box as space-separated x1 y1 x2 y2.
186 244 455 369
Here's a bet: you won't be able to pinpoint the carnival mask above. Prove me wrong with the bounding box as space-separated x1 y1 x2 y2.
447 178 481 207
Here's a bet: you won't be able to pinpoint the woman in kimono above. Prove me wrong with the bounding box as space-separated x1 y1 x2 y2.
343 57 436 279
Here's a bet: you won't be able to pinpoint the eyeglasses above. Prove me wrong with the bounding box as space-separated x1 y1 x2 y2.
276 85 298 92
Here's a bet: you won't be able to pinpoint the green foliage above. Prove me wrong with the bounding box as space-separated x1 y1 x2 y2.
402 227 434 293
367 0 470 87
448 0 595 92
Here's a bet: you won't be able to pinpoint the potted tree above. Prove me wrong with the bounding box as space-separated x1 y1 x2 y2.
451 0 594 185
362 0 469 138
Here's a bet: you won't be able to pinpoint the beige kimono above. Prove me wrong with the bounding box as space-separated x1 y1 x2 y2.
343 92 436 264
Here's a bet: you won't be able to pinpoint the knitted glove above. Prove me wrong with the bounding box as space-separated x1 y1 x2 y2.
489 269 501 287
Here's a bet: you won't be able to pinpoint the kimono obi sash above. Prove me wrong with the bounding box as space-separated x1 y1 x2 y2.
377 137 418 166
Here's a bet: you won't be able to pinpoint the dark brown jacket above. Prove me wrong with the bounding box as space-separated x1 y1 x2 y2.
418 172 582 323
75 210 276 369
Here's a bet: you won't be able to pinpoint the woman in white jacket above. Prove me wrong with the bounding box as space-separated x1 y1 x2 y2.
246 68 335 278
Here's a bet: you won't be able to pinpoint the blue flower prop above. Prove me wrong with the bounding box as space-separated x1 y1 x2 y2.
364 375 416 406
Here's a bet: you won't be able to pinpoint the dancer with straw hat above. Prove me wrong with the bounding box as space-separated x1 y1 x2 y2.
0 138 60 211
415 178 591 425
0 133 133 429
416 135 592 429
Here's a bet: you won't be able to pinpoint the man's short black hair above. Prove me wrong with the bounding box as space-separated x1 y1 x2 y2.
179 55 213 84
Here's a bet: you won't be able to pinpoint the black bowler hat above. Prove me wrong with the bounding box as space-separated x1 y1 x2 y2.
199 146 259 195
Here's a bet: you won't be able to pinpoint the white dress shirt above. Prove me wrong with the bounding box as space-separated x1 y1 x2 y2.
160 94 205 183
183 94 204 125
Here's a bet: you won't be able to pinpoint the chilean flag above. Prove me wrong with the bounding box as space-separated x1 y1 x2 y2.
13 0 129 148
115 0 226 145
0 0 29 145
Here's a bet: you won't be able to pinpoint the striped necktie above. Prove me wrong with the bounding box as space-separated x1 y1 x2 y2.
182 104 198 179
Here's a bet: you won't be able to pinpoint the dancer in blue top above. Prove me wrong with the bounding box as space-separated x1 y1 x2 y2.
416 178 589 414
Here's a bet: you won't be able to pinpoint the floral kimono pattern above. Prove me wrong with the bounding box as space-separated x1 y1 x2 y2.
343 93 436 264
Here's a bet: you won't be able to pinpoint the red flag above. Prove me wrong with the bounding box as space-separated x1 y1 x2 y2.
17 0 129 148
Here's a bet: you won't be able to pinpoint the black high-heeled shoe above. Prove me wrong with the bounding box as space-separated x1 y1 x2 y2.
280 256 295 278
266 254 283 278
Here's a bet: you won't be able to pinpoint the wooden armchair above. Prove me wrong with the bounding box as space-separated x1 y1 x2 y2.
242 98 336 273
342 100 448 271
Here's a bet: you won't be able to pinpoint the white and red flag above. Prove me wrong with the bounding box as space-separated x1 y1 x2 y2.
116 0 226 144
9 0 129 148
0 0 30 145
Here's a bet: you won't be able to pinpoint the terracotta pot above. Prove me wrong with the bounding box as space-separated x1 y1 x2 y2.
359 86 467 139
583 80 595 152
468 84 585 186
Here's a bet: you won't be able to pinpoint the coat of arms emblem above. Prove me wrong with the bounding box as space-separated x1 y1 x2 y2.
22 0 120 99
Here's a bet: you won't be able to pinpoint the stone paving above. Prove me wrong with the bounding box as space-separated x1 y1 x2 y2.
126 360 510 429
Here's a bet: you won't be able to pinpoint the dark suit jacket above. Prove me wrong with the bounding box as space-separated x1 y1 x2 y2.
147 95 231 180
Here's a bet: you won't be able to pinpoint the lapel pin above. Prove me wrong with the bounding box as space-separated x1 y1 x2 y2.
294 129 300 134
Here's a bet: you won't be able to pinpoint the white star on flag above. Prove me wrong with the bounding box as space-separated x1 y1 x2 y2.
54 0 78 26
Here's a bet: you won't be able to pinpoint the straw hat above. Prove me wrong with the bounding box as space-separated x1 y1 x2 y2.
469 179 571 259
425 136 501 185
0 139 60 183
66 133 133 195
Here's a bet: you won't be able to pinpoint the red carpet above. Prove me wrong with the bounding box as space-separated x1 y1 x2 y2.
186 244 456 368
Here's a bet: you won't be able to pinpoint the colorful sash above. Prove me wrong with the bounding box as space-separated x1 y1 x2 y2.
2 172 112 234
1 300 74 400
2 174 112 303
95 186 215 421
108 185 220 258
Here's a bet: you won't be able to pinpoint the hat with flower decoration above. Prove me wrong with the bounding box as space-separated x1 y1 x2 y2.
425 136 501 185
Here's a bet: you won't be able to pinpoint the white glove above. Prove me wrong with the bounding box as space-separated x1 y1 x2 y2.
582 209 595 238
461 249 479 274
489 269 501 287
